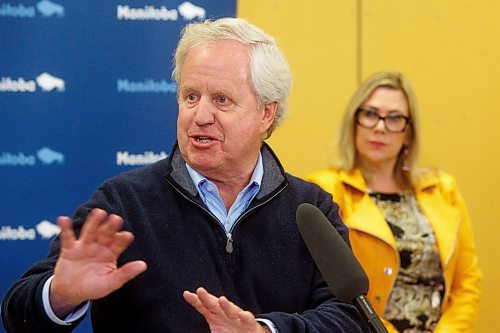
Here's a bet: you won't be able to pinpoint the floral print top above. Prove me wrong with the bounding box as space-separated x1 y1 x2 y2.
369 191 445 333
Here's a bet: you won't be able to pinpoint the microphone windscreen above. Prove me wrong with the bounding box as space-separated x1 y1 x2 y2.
296 203 369 303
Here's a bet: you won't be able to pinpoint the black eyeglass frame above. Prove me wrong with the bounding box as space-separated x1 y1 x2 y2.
355 108 411 133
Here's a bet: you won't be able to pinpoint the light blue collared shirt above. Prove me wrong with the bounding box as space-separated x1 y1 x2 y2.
186 152 277 332
185 152 263 233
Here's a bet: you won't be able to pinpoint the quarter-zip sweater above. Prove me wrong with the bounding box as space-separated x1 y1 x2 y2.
2 142 369 333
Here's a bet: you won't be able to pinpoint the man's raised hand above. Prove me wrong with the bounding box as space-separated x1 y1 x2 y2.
50 208 147 317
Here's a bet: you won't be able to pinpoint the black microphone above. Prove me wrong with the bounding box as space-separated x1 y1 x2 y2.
296 203 388 333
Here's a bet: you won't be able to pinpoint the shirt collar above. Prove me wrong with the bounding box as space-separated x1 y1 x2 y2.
185 152 264 190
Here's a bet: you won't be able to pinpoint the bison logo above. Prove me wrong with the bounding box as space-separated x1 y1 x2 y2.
36 147 64 165
36 220 61 239
178 2 205 20
36 72 65 92
36 0 65 17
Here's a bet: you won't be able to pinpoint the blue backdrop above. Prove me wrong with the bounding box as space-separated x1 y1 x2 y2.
0 1 236 331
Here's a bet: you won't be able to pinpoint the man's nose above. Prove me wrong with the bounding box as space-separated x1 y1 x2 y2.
193 97 216 125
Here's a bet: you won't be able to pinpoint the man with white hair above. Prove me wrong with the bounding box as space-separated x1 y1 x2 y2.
2 17 369 333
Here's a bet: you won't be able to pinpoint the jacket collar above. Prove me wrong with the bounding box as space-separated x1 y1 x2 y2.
338 168 368 194
338 167 460 265
339 167 442 194
165 141 287 200
331 169 392 243
413 168 442 193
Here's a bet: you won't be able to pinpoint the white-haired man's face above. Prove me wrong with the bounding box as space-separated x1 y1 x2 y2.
176 39 276 182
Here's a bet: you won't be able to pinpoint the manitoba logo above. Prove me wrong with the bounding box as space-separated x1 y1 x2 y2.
0 0 64 18
0 225 36 240
0 77 36 92
0 72 65 93
117 1 205 21
0 2 35 17
116 150 168 166
0 220 60 241
117 79 176 93
0 147 65 166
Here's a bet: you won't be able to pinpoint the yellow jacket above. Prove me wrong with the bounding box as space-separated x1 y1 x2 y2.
307 168 482 333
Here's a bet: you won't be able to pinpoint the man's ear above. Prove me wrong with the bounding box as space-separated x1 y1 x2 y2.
260 101 278 134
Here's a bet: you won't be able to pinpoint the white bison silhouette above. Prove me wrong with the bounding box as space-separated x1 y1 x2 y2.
178 2 205 20
36 147 64 165
36 0 65 17
36 220 61 239
36 72 65 92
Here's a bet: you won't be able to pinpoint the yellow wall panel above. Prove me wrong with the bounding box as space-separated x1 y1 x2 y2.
239 1 499 331
238 1 358 175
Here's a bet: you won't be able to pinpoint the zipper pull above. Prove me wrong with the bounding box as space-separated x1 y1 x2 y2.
226 233 233 253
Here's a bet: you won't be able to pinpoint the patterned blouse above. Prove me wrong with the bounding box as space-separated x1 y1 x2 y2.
369 191 445 333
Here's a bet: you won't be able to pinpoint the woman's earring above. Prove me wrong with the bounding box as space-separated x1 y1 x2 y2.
402 145 410 172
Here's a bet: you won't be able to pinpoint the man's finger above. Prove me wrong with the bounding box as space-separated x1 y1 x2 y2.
183 290 200 307
236 310 258 327
79 208 108 243
196 287 221 314
109 260 148 290
183 290 212 316
95 214 124 246
183 289 218 319
108 231 135 257
218 296 241 320
57 216 75 249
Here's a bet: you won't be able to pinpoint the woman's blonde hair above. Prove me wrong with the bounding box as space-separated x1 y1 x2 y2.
336 71 420 184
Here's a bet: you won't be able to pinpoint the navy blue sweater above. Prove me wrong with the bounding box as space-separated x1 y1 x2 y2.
2 143 369 333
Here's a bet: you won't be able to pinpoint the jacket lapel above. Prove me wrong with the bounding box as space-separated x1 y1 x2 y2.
415 175 461 267
339 170 397 249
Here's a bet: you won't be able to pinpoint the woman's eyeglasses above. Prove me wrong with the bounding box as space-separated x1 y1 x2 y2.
355 108 411 133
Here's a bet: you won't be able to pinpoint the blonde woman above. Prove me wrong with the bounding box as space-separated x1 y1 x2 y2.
307 71 481 332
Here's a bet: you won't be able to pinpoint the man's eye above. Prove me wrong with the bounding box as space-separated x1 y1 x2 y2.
186 94 198 102
216 95 228 104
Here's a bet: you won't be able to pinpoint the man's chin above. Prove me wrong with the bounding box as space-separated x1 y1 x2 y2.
187 157 219 173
